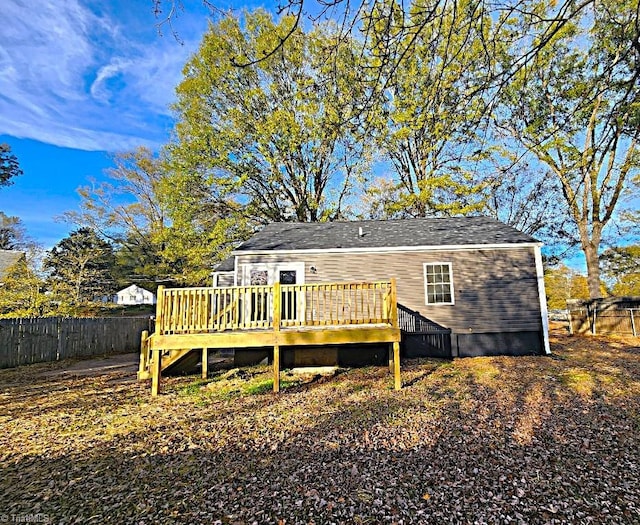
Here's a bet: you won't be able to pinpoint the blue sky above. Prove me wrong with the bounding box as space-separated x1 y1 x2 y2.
0 0 634 272
0 0 259 248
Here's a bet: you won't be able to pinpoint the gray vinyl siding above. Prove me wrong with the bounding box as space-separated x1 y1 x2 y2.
235 247 542 335
214 272 235 287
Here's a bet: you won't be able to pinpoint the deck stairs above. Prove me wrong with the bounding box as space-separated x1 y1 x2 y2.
138 336 201 380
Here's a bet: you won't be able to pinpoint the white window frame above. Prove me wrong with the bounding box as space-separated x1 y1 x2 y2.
423 262 455 306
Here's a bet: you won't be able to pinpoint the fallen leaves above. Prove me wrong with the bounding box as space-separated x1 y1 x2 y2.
0 325 639 523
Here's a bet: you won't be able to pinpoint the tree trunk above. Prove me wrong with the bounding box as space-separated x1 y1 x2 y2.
583 241 602 299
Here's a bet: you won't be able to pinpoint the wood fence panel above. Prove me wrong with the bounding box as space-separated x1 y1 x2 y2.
0 317 152 369
567 297 640 336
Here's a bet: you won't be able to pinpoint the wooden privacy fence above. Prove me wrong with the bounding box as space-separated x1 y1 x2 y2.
0 317 153 369
567 297 640 336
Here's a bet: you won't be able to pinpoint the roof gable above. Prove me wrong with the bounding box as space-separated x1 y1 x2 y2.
234 217 538 253
214 256 235 272
116 284 153 295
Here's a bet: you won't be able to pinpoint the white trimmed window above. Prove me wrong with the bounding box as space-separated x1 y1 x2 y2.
423 263 454 305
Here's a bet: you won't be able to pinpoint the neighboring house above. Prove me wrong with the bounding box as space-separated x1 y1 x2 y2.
114 284 156 306
0 250 26 284
212 217 550 358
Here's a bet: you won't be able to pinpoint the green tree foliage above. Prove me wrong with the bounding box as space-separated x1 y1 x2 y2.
0 257 52 318
153 1 624 115
544 265 593 309
0 143 22 188
498 0 640 299
364 0 490 218
67 148 243 286
601 246 640 296
169 11 370 224
44 228 116 311
65 148 173 288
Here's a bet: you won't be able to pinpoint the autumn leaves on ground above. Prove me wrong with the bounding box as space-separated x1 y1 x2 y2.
1 326 639 524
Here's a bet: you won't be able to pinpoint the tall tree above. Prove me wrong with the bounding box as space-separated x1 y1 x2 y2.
365 0 491 218
44 228 116 309
65 148 173 287
168 11 370 224
497 0 640 299
0 143 23 188
153 1 633 110
66 148 246 286
0 256 51 318
0 212 33 251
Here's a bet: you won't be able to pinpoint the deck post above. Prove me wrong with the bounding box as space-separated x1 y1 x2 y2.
388 343 394 373
151 349 162 397
273 344 280 393
138 330 149 381
393 341 401 390
155 285 166 335
273 282 281 393
389 278 399 329
202 348 208 379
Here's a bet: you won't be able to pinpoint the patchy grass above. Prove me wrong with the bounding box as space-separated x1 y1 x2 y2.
176 368 306 400
243 378 300 395
1 326 639 523
560 367 596 398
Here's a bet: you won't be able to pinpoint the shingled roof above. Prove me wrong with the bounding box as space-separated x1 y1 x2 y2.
0 250 25 280
234 217 538 252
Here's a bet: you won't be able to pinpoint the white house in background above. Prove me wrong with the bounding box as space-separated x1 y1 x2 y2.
114 284 156 306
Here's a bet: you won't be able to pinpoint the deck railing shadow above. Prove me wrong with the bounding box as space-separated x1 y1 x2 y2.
397 303 452 358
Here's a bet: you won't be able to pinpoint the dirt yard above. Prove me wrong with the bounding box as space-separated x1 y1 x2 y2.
1 325 639 524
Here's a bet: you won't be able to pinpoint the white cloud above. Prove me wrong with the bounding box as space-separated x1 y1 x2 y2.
0 0 204 152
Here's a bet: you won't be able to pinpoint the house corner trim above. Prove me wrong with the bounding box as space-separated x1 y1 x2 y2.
534 245 551 355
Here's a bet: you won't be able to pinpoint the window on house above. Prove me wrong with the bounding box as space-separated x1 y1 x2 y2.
423 263 454 305
250 270 268 286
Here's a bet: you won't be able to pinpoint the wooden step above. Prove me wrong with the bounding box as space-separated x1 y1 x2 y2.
138 348 202 380
161 349 201 375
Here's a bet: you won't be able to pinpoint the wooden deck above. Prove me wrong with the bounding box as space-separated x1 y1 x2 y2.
139 280 402 395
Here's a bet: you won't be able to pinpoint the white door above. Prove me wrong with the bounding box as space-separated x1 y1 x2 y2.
241 263 305 324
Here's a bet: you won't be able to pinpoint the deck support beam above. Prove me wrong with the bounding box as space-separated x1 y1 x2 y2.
393 341 401 390
273 282 281 393
273 344 280 393
388 343 394 374
151 349 162 397
202 348 208 379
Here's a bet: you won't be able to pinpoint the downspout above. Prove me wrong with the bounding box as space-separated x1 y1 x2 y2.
534 245 551 355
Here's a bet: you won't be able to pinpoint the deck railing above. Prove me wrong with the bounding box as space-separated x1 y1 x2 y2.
155 280 398 335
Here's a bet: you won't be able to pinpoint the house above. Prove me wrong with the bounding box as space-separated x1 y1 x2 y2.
0 250 26 284
212 217 550 358
139 216 550 396
114 284 156 306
